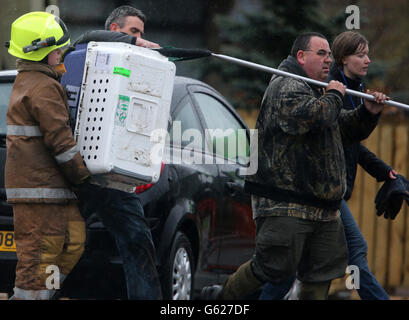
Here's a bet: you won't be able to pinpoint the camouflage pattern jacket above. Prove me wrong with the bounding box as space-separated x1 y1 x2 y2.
245 56 380 220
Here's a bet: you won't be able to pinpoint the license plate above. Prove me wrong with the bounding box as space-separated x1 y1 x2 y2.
0 231 16 252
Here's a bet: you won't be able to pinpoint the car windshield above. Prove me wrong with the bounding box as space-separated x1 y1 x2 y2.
0 82 13 136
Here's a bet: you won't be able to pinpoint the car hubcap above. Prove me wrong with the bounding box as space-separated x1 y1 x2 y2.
172 247 191 300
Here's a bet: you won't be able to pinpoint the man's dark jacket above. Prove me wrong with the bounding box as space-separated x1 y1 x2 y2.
63 30 136 59
245 56 380 212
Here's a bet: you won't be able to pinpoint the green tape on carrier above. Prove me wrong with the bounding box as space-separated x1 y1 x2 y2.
113 67 131 78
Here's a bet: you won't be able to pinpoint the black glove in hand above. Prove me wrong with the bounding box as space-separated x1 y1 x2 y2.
375 174 409 220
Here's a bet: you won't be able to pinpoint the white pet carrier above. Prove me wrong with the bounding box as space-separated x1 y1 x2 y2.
74 42 176 192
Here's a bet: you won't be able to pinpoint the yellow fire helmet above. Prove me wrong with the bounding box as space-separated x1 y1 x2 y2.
7 11 70 61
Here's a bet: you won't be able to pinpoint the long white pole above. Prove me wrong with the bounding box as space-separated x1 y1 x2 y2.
212 53 409 111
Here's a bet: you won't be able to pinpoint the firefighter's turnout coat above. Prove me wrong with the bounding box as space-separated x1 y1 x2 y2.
5 59 89 203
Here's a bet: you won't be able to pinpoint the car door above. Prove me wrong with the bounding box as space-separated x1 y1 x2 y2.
167 93 222 285
191 88 255 275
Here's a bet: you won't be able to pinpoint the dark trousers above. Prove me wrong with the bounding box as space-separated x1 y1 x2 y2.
252 215 347 285
78 183 162 299
259 200 389 300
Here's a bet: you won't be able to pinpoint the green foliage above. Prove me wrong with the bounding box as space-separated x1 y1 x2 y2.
205 0 343 111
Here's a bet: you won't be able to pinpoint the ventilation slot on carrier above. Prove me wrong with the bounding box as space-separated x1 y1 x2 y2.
81 77 110 161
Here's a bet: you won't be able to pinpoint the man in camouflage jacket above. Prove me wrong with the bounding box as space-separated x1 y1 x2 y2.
202 32 387 300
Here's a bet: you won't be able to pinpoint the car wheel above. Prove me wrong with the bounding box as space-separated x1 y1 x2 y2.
161 231 194 300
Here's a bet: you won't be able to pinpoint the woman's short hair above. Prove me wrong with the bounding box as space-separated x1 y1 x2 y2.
331 31 368 67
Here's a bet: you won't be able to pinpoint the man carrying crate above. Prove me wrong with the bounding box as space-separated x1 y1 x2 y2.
67 6 162 300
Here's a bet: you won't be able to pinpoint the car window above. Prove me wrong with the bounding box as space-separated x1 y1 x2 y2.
0 83 13 136
193 92 249 164
168 98 204 151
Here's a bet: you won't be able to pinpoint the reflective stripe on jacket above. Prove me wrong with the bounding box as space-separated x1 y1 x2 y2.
5 60 90 203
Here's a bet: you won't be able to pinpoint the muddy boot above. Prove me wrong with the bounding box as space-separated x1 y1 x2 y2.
287 280 331 300
201 285 223 300
221 260 263 299
201 261 263 300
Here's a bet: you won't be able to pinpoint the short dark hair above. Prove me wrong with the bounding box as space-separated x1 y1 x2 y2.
290 32 327 58
331 31 368 67
104 5 146 31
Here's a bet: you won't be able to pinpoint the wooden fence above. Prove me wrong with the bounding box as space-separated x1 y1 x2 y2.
237 109 409 293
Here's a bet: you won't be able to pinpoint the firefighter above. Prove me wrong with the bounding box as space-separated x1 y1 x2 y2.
5 11 90 299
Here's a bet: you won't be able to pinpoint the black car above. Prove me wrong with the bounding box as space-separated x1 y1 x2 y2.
0 70 255 299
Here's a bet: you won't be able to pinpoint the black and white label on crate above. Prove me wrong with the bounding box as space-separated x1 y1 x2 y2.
65 85 80 127
95 51 112 72
66 85 80 107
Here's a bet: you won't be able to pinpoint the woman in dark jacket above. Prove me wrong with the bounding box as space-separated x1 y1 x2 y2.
260 31 395 300
327 31 395 300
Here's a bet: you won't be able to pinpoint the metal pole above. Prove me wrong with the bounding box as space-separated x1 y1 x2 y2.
212 53 409 111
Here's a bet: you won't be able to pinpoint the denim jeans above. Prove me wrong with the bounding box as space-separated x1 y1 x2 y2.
259 200 389 300
78 183 162 299
340 200 389 300
258 275 295 300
